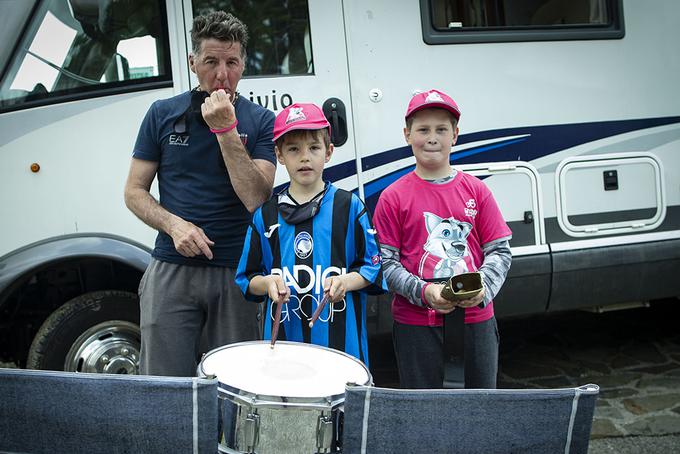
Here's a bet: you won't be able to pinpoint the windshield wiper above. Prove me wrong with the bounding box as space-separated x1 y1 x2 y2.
25 49 99 85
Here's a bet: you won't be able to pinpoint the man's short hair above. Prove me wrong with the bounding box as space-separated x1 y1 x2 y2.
191 11 249 59
275 129 331 151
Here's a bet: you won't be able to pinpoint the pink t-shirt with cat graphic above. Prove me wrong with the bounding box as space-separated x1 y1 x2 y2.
373 171 512 326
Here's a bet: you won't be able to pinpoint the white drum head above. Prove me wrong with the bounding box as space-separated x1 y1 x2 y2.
200 341 370 398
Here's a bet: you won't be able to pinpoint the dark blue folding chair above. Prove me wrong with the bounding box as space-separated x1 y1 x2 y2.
0 368 218 454
342 384 599 454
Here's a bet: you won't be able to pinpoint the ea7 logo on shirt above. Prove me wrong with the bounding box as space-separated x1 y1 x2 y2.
169 134 190 146
294 231 313 259
464 198 478 218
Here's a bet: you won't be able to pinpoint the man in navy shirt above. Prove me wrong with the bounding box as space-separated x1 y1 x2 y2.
124 11 276 376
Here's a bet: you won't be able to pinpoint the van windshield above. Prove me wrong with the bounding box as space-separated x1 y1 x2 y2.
0 0 170 112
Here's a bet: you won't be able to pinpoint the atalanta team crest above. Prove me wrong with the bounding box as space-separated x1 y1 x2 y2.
294 231 313 259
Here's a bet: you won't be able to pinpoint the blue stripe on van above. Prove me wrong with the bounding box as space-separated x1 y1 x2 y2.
274 116 680 196
362 116 680 171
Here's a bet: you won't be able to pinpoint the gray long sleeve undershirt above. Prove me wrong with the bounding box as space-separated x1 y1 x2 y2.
381 238 512 308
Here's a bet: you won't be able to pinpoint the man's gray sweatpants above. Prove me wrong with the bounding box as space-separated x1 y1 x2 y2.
139 258 261 376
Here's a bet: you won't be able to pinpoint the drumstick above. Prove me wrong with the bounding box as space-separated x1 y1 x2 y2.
270 299 284 349
309 294 330 328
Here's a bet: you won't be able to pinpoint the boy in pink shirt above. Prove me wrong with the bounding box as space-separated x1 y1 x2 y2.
373 89 512 389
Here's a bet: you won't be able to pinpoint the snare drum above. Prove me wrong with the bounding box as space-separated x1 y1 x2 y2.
198 341 372 454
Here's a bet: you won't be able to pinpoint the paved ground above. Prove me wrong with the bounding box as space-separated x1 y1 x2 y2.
497 300 680 442
4 299 679 452
371 298 680 452
588 434 680 453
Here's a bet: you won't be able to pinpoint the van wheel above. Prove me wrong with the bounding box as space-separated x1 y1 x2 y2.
27 290 141 374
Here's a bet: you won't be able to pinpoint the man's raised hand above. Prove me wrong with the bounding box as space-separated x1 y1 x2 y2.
201 89 236 130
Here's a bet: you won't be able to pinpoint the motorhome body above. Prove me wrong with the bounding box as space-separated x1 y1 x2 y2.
0 0 678 372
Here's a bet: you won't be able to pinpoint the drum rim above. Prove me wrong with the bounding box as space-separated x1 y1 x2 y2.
197 340 372 406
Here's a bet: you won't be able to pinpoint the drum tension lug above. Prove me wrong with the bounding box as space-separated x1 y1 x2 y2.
316 413 334 453
245 411 260 452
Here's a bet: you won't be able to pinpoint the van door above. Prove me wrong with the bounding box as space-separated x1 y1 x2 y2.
185 0 358 192
456 162 551 316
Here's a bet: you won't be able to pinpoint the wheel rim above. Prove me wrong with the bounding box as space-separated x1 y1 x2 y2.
64 321 140 374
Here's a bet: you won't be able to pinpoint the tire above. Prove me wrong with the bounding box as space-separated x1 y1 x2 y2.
27 290 141 374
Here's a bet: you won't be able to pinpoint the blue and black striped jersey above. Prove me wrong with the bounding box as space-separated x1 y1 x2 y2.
235 184 386 365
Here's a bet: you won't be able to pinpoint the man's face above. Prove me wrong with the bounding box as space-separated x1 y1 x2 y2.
189 38 244 95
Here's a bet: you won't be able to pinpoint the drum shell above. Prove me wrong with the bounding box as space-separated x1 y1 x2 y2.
198 341 372 454
218 394 341 453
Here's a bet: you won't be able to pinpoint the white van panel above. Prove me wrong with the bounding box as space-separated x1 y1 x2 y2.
555 153 665 236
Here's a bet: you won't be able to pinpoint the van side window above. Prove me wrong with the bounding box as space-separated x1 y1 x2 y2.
0 0 171 112
192 0 313 77
421 0 624 43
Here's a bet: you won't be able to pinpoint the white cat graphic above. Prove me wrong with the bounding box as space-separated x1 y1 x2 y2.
422 212 472 278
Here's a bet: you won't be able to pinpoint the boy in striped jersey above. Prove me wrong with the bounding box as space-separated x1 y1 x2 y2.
235 103 386 365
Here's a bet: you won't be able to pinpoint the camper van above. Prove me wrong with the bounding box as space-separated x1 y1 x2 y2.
1 0 679 373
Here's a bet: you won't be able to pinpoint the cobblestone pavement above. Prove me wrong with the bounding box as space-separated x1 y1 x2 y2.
5 299 679 452
496 299 680 453
497 299 680 442
370 299 680 452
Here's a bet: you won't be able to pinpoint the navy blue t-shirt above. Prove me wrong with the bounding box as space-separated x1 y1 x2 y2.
132 91 276 267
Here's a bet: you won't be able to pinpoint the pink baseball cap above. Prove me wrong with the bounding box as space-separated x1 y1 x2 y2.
273 103 331 141
405 89 461 121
